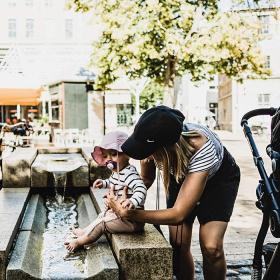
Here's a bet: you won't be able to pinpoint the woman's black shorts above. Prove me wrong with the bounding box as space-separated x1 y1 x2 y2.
166 147 240 224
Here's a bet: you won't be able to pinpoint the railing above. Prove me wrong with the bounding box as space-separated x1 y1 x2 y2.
53 128 95 147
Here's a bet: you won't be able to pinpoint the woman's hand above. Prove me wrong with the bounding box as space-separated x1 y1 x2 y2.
106 187 128 218
121 199 134 209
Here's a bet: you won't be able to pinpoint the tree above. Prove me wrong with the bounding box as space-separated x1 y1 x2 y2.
68 0 270 107
131 80 164 112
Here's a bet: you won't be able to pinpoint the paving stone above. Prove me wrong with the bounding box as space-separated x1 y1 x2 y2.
227 269 241 276
237 267 252 274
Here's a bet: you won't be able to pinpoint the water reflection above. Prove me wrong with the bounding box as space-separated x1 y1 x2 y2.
41 196 87 280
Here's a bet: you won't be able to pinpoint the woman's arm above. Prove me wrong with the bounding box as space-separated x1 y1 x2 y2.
108 170 208 225
140 158 156 189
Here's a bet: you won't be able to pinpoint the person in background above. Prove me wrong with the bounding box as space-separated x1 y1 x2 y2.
107 105 240 280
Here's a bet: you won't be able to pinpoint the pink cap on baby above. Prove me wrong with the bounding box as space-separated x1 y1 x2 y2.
91 131 128 166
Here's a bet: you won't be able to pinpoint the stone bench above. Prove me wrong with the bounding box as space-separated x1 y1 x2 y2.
90 188 173 280
0 188 30 280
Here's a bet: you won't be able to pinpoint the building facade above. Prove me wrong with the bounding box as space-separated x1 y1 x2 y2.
218 7 280 133
177 75 218 128
0 0 94 123
0 0 133 136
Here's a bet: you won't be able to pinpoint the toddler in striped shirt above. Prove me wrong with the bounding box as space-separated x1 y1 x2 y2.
65 131 146 252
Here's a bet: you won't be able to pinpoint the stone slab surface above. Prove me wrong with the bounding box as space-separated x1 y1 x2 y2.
2 148 37 188
0 188 30 280
31 153 89 188
90 188 173 280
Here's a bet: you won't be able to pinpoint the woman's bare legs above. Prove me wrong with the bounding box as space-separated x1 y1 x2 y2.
169 222 194 280
199 221 228 280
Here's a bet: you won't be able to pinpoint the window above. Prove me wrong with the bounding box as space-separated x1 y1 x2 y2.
264 56 270 69
51 100 59 121
258 94 270 106
8 19 16 38
26 19 34 38
65 19 73 39
117 104 132 126
258 15 270 34
25 0 33 6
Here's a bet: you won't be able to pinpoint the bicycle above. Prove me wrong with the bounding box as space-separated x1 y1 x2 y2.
241 107 280 280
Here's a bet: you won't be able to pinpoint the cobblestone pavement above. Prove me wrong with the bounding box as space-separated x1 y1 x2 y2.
139 131 277 279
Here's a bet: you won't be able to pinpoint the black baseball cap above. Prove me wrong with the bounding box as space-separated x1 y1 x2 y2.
121 105 185 160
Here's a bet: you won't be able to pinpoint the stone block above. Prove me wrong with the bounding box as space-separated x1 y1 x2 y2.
90 188 173 280
31 153 89 188
0 188 30 280
2 148 37 188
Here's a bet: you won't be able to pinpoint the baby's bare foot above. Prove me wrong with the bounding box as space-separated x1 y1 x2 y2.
72 228 85 237
64 240 81 252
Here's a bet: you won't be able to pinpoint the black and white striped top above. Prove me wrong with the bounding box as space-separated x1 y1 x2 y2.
102 164 147 208
184 123 224 179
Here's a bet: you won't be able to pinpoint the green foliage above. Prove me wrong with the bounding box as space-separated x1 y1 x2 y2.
131 81 164 112
67 0 271 92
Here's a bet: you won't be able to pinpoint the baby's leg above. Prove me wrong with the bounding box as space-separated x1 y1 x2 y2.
65 218 106 252
72 228 85 237
103 210 144 234
82 211 107 236
72 211 106 237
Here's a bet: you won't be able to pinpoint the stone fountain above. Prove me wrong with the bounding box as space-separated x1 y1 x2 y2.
0 147 172 280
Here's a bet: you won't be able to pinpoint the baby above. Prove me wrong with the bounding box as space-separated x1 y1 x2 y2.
64 131 147 252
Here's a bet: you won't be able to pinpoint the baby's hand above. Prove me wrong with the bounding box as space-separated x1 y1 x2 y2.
93 179 103 188
121 199 134 209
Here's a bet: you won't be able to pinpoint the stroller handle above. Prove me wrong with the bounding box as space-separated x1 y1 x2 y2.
241 107 277 126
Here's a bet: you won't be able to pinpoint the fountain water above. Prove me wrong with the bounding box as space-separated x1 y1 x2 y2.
42 195 87 279
44 155 82 203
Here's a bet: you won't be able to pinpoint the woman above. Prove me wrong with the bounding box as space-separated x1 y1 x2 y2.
107 105 240 280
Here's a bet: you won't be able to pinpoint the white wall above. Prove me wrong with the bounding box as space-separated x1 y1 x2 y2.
179 75 217 126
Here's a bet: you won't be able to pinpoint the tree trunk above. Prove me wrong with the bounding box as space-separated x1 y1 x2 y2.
163 86 175 108
163 55 177 108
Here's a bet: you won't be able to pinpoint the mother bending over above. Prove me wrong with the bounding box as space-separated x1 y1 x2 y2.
107 105 240 280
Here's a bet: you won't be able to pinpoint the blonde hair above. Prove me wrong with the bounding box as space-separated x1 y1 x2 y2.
152 130 201 193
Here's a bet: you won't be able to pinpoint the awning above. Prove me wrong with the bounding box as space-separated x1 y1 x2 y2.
0 88 42 106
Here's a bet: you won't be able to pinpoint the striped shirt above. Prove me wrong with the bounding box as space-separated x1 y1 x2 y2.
102 164 147 208
184 123 224 179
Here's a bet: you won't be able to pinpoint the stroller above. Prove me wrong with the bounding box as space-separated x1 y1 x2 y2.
241 107 280 280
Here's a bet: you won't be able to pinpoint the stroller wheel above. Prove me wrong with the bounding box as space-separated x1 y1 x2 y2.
270 210 280 238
